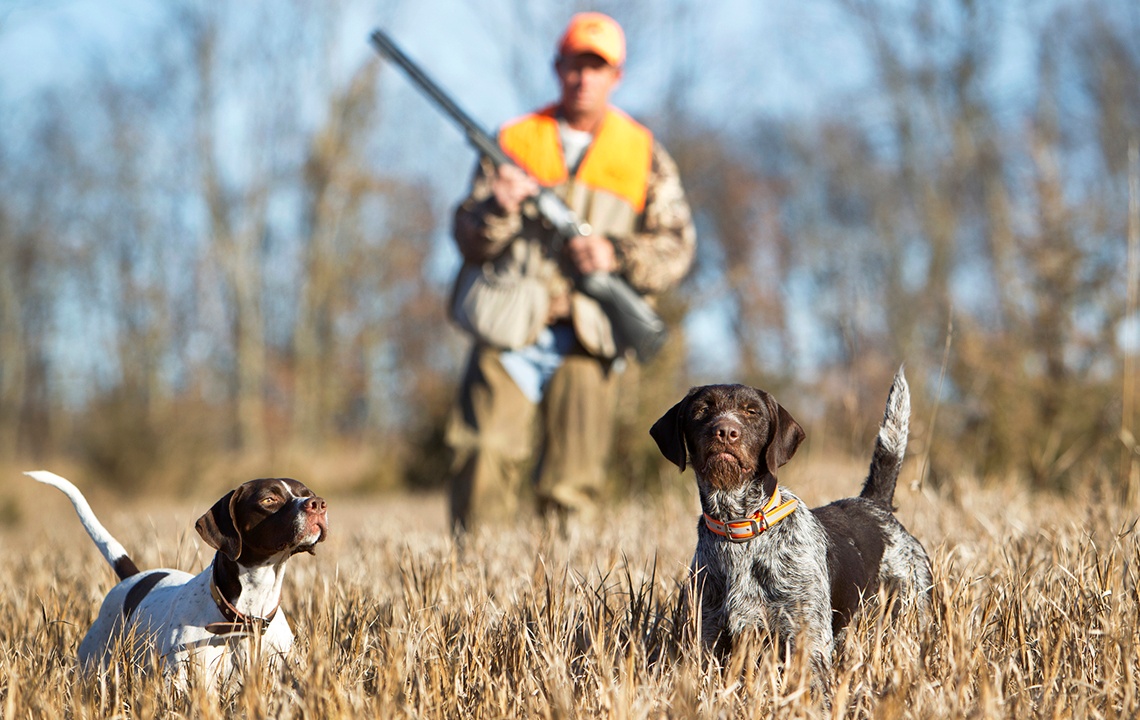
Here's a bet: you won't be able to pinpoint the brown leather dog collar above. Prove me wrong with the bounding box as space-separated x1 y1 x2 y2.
204 557 278 636
703 488 799 543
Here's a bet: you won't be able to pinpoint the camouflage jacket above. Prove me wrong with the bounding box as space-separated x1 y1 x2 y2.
452 135 696 358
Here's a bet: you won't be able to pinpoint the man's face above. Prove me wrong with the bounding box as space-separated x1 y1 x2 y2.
556 52 622 126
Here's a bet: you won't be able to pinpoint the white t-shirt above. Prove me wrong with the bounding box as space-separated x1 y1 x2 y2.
559 122 594 174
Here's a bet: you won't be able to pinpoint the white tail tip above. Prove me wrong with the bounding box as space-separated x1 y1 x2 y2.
25 469 72 486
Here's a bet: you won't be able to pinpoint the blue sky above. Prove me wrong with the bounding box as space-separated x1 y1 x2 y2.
3 0 1127 383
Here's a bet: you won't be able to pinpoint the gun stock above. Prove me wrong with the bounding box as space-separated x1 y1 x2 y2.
369 29 667 362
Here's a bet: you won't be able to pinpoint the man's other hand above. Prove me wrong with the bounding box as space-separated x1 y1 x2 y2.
565 233 616 275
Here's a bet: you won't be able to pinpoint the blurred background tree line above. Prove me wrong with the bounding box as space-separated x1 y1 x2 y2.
0 0 1137 498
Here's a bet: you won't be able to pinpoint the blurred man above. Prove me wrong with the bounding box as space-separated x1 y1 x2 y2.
447 12 696 531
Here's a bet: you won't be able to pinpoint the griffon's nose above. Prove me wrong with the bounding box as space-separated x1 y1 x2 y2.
713 418 741 443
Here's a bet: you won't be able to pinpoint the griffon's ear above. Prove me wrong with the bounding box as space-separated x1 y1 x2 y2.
650 391 695 472
194 488 243 561
762 395 806 477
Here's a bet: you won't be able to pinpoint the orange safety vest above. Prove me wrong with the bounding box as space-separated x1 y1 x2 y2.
497 105 653 213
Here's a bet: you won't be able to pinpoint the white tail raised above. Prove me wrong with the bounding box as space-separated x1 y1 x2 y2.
25 470 140 579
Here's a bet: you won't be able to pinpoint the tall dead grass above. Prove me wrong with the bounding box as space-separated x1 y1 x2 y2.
1 458 1138 718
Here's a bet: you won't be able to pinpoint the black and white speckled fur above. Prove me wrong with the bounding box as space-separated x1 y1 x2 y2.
651 368 932 700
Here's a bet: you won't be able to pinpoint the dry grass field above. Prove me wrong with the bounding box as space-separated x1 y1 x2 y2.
1 456 1138 718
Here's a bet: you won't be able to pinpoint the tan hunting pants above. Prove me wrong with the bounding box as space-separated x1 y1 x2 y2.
445 344 617 531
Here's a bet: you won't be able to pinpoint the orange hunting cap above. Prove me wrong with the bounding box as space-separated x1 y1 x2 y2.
557 12 625 67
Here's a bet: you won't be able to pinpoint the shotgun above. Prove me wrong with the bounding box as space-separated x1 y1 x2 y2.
369 29 667 362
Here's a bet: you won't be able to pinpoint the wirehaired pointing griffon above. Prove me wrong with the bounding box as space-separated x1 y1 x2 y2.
26 471 328 685
650 369 932 698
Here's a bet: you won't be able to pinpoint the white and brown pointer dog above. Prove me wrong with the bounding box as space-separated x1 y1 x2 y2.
26 470 328 684
650 369 932 698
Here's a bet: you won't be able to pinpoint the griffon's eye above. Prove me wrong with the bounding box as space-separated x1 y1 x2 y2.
742 406 759 416
260 495 283 508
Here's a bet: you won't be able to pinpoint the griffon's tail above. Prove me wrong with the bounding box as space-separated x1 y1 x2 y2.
859 368 910 508
25 470 140 580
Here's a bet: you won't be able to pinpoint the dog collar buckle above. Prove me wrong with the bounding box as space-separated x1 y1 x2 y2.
704 511 770 543
723 515 768 543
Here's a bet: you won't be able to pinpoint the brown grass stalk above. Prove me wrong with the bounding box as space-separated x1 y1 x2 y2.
1124 138 1140 506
